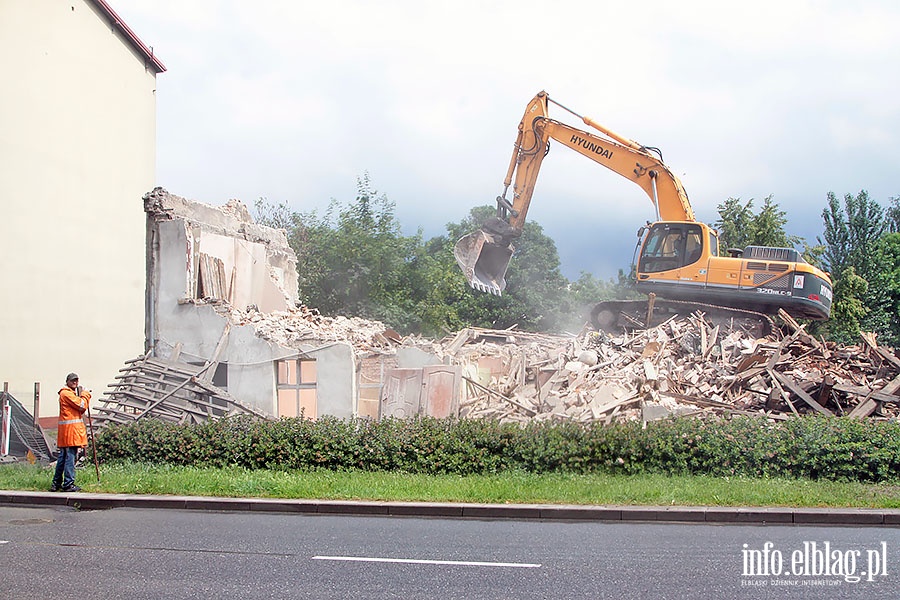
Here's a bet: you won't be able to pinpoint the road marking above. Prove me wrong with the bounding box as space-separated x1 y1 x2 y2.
0 541 8 544
312 555 540 568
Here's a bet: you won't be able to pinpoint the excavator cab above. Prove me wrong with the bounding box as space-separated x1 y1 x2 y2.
453 230 513 295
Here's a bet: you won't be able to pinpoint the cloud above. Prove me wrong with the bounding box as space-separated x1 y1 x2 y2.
113 0 900 277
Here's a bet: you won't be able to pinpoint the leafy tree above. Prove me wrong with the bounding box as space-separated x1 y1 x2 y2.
861 233 900 346
713 197 755 251
401 231 484 337
751 196 802 248
255 174 423 330
886 196 900 234
569 270 641 307
431 205 573 333
253 197 297 231
826 266 869 344
819 190 885 279
713 195 801 252
799 241 826 270
256 191 582 336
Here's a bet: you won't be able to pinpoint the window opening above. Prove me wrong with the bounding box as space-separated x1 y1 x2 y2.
276 358 317 419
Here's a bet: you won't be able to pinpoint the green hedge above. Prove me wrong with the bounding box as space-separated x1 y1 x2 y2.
95 415 900 483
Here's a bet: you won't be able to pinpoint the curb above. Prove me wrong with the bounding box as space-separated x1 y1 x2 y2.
2 490 900 526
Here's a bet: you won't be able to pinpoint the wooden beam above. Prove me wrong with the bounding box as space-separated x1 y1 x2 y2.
770 370 834 416
462 376 536 416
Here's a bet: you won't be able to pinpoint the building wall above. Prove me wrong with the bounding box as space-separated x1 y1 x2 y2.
0 0 158 412
150 199 354 417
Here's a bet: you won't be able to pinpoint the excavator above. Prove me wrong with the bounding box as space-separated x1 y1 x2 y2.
454 91 833 332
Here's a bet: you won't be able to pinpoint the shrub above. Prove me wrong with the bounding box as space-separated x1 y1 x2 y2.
95 415 900 483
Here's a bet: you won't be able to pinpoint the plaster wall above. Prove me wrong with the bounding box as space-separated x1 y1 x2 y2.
0 0 158 413
197 232 288 312
396 347 443 368
151 212 354 417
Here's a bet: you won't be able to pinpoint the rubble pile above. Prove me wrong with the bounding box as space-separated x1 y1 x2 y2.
223 305 401 354
440 311 900 424
207 298 900 425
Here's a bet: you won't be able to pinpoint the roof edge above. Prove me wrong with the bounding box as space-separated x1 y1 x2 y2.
88 0 167 73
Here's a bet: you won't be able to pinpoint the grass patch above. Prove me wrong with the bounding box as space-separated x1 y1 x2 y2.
3 461 900 508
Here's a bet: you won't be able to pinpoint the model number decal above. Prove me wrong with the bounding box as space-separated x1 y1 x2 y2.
757 288 791 296
820 284 833 301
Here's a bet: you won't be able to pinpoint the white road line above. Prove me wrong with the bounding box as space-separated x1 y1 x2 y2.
313 555 540 568
0 541 8 544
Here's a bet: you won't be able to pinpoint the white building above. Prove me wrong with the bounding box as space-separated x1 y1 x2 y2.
0 0 165 416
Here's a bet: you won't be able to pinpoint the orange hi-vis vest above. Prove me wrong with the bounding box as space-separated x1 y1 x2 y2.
57 387 91 448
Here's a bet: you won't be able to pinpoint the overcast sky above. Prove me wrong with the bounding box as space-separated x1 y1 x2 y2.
113 0 900 279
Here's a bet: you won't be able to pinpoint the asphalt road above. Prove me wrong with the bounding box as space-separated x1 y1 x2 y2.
1 504 898 599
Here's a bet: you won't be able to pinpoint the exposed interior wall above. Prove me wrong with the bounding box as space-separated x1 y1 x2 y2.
146 190 354 417
0 0 158 414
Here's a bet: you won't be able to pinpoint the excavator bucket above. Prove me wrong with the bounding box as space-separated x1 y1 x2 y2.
453 230 513 295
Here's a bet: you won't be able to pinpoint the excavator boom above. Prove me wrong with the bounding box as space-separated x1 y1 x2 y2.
455 90 693 294
455 91 833 322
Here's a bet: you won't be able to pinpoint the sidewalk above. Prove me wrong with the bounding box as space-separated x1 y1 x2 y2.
2 489 899 526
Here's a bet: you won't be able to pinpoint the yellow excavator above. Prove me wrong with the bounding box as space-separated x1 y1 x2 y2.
454 91 833 332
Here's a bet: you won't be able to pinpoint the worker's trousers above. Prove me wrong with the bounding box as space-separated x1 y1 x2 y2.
52 446 78 489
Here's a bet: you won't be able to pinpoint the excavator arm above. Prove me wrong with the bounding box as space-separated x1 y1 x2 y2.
455 91 694 294
454 90 832 323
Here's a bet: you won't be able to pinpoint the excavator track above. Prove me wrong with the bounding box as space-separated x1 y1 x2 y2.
591 297 775 338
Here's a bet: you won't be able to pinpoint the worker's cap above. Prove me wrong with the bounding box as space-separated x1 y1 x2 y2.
66 372 79 382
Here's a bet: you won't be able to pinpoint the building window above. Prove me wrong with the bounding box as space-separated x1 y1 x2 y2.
276 359 317 419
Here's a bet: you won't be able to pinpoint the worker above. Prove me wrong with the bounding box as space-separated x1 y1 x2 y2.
49 373 91 492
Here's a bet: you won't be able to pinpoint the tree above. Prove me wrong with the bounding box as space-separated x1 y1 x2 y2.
750 196 802 248
819 190 885 279
431 205 573 333
886 196 900 234
861 233 900 346
256 192 580 335
713 198 755 251
255 174 423 330
816 190 900 344
826 266 869 344
713 195 801 252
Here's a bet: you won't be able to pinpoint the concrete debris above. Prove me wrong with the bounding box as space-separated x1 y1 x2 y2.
209 299 900 425
221 304 400 355
437 310 900 425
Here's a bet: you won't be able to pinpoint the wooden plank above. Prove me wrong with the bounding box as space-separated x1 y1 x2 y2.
190 379 270 418
142 357 204 375
770 375 799 417
703 325 719 360
765 331 799 370
861 332 900 370
587 391 640 416
461 376 536 416
778 308 824 352
201 322 232 383
848 397 878 419
848 372 900 419
659 391 732 409
771 370 834 416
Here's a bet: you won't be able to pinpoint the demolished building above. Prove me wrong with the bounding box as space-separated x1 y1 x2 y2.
93 188 459 428
90 188 899 433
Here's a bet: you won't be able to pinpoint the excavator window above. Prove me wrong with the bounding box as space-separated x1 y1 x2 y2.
708 231 719 257
684 227 703 264
639 223 704 273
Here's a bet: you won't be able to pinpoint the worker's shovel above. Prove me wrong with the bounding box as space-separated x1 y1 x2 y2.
78 385 101 482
